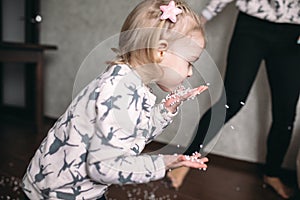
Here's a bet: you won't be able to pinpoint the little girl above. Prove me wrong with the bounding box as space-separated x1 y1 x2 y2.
23 0 208 199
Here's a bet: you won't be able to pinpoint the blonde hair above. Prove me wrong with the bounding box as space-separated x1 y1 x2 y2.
111 0 204 84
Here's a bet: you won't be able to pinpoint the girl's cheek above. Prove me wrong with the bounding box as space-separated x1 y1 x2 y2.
157 68 184 90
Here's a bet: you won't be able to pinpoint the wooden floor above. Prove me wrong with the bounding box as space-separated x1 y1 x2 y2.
0 117 299 200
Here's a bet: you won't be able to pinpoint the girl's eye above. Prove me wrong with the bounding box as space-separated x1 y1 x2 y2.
188 62 194 68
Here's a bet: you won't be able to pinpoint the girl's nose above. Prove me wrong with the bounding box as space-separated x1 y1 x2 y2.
187 66 193 77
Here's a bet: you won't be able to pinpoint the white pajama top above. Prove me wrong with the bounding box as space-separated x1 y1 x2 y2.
23 64 175 199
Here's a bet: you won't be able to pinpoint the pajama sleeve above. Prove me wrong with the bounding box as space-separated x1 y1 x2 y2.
144 101 178 144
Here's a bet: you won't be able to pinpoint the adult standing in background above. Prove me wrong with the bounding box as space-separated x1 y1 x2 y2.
167 0 300 199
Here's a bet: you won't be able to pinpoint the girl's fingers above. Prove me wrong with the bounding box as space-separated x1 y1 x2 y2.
197 85 208 93
191 85 208 96
178 155 209 168
181 85 208 101
163 85 208 110
182 160 208 169
165 154 208 169
178 154 208 162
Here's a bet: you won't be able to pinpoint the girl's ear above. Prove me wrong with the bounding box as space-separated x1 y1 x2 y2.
158 40 168 51
157 40 168 60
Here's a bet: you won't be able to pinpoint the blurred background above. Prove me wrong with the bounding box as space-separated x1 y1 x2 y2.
0 0 299 199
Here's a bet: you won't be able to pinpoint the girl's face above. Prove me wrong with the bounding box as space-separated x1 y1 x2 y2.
157 31 205 92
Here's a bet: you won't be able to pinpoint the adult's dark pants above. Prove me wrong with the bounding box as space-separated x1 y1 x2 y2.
185 12 300 177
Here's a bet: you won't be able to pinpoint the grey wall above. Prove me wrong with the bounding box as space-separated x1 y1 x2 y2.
2 0 26 107
40 0 299 170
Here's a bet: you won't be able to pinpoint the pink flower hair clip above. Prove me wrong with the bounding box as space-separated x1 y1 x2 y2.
160 0 183 23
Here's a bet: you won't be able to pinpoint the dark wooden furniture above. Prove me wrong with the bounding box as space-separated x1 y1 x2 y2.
0 41 57 134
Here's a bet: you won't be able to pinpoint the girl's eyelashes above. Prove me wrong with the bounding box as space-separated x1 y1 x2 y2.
188 61 195 68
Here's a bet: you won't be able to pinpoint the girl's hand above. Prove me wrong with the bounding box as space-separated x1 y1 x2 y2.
163 153 209 170
180 85 208 101
163 85 208 113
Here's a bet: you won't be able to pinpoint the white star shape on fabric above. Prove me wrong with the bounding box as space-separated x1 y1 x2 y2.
160 1 183 23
